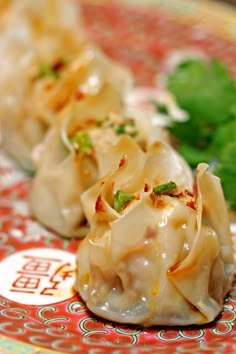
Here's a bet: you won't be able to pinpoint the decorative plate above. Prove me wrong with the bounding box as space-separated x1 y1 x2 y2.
0 1 235 353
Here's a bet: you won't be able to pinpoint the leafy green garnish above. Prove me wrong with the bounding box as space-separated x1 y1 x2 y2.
69 131 93 154
114 190 134 212
168 59 236 125
165 58 236 209
214 141 236 210
153 182 177 194
210 118 236 159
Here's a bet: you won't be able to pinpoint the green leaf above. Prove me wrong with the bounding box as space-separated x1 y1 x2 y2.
165 57 236 209
114 190 134 212
213 141 236 210
210 119 236 159
178 144 212 168
167 59 236 125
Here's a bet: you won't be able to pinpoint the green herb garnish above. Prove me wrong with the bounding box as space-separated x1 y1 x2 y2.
38 63 60 80
213 141 236 210
38 59 66 80
115 118 138 138
165 58 236 209
114 190 134 212
116 124 126 135
153 182 177 195
69 131 93 154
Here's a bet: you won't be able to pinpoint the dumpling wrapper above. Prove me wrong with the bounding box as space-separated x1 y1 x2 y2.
29 100 172 238
76 138 234 326
0 0 132 171
81 135 193 224
29 118 129 238
0 0 84 170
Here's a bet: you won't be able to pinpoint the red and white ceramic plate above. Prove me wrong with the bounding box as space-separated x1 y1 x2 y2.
0 1 235 353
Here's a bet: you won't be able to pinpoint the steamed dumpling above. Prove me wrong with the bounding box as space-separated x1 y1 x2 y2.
29 120 115 238
0 0 132 171
29 116 138 237
29 100 172 238
75 137 234 326
81 135 193 224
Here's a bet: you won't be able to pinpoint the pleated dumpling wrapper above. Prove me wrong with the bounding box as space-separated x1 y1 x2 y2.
0 0 85 170
29 114 143 238
76 137 234 326
29 106 169 238
0 0 132 171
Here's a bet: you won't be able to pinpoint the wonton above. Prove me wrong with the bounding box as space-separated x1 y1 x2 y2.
76 137 234 326
0 0 131 171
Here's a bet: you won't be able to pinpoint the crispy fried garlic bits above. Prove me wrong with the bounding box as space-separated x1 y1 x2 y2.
0 0 132 171
76 136 234 326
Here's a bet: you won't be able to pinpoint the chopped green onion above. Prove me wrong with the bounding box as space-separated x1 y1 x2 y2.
116 124 126 135
38 64 60 80
114 190 134 212
69 131 93 154
115 118 138 137
95 119 105 127
129 130 138 138
153 182 177 194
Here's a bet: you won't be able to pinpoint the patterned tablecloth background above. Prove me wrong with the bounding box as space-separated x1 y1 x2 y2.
0 1 235 353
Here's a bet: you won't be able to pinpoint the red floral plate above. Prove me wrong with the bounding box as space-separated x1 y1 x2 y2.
0 1 235 353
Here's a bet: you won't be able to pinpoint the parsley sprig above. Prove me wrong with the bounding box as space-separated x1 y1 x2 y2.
166 58 236 210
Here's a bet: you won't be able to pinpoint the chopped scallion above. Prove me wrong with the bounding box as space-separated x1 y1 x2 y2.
114 190 134 212
69 131 93 154
38 63 60 80
153 182 177 194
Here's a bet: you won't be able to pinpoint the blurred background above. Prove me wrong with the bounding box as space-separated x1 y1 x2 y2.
222 0 236 4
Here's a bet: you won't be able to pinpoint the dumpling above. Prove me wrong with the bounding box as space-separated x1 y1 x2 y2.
124 86 188 149
29 45 132 130
81 135 193 223
29 118 114 238
0 0 132 171
29 112 140 237
29 101 169 238
75 137 234 326
0 0 84 170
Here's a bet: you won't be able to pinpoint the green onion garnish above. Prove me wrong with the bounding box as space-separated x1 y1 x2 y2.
116 124 126 135
114 190 134 212
115 118 138 137
153 182 177 194
38 64 60 80
69 131 93 154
